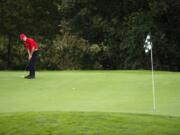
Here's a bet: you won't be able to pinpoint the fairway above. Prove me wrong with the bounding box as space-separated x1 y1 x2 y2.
0 71 180 116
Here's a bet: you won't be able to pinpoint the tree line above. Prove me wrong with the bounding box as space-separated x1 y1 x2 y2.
0 0 179 71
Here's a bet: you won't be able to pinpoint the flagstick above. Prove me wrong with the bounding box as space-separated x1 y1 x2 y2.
150 43 156 112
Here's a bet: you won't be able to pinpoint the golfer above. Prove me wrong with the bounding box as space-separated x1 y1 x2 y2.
20 33 39 79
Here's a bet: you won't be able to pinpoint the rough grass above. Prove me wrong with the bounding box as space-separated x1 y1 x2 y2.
0 112 180 135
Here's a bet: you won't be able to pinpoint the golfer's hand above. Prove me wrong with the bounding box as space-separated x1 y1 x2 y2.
28 55 32 61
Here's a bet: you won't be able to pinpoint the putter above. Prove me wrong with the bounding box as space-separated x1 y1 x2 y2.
21 62 29 78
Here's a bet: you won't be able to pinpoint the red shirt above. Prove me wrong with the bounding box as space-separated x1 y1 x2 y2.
24 38 38 53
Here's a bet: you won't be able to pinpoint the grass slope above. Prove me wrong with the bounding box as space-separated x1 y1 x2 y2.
0 112 180 135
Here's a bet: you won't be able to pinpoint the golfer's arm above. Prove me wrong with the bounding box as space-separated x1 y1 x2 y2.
28 50 31 57
30 47 35 56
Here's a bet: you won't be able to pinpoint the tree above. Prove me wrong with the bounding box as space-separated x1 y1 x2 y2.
0 0 60 69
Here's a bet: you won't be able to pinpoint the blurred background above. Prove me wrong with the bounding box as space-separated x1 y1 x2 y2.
0 0 179 71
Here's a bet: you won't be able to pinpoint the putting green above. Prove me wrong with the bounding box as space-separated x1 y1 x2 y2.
0 71 180 116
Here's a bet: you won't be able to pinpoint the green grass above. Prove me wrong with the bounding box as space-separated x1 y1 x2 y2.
0 112 180 135
0 70 180 134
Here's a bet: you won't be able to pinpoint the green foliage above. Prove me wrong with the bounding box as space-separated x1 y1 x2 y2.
39 32 89 69
0 0 179 70
149 0 180 70
38 32 105 69
121 11 153 69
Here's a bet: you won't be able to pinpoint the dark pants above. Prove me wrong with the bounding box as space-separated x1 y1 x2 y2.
29 51 38 77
